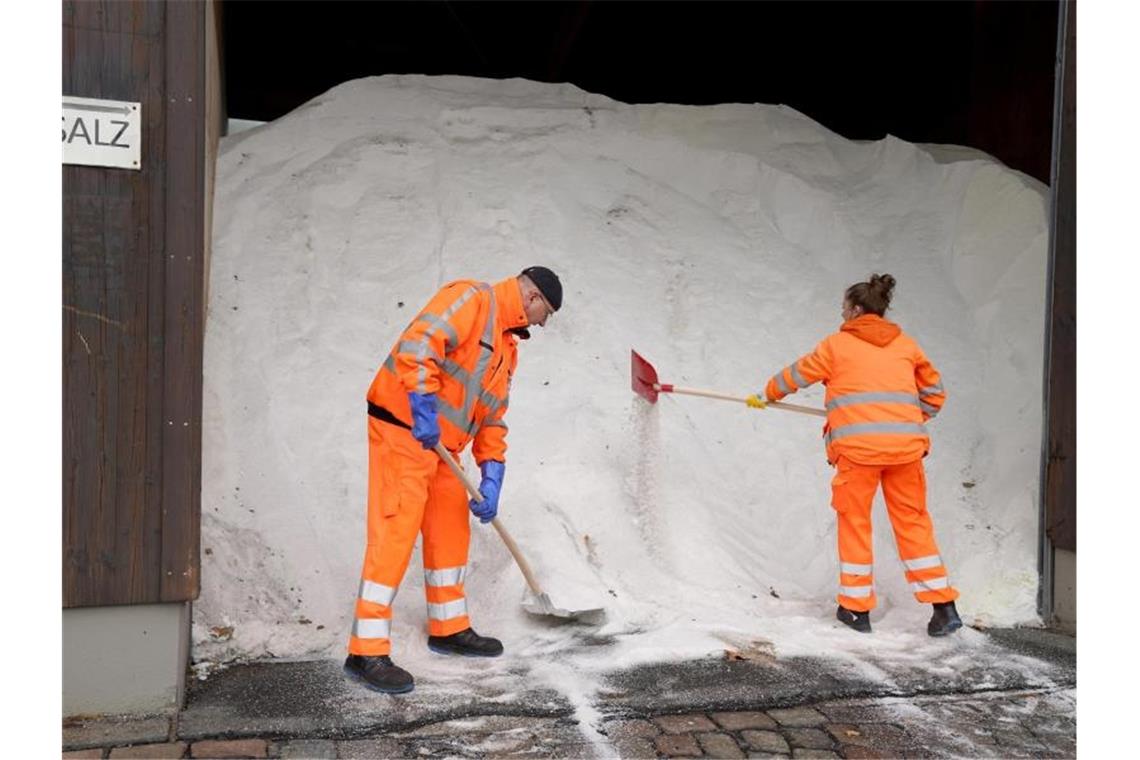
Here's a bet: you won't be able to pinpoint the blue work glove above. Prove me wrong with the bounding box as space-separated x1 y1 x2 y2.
469 460 505 523
408 392 440 449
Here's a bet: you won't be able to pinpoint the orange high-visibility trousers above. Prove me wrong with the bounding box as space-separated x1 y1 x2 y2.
830 456 959 612
347 417 473 656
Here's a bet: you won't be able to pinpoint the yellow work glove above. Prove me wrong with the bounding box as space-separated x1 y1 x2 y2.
745 394 768 409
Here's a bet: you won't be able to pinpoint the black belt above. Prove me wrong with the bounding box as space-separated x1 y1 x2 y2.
367 402 411 431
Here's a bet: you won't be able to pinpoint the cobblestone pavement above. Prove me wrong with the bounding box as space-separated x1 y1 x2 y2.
64 627 1075 758
63 686 1074 758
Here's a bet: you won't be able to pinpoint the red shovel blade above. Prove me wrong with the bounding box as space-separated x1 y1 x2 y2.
631 349 660 403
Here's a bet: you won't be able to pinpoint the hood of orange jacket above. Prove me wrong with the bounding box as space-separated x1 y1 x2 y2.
840 314 901 347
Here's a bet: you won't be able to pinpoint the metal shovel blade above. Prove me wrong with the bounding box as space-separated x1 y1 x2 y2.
631 349 660 403
522 592 607 625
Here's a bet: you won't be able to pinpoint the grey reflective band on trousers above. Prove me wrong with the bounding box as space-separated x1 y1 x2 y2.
840 585 873 598
427 598 468 621
911 576 950 592
826 391 921 412
425 565 467 587
919 383 944 396
358 579 398 607
920 401 940 417
826 422 928 443
841 562 873 575
903 555 943 571
352 617 391 640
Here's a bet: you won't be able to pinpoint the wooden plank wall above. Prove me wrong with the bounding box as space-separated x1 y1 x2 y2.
63 1 205 607
1044 0 1076 553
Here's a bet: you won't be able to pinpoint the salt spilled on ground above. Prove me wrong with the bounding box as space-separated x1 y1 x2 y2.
195 75 1050 698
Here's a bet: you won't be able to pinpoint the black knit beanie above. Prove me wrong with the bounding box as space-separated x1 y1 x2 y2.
521 266 562 311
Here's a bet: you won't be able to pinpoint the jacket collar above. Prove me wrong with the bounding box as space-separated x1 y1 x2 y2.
840 313 901 347
492 277 529 338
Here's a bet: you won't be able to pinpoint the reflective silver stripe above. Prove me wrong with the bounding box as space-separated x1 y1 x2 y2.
440 285 480 321
383 354 396 373
358 579 398 607
468 291 496 409
903 555 943 571
351 617 391 640
436 399 469 429
415 337 430 392
775 371 791 395
483 418 508 429
480 389 507 414
400 340 441 361
827 422 928 442
440 360 508 417
411 285 480 392
437 284 499 434
420 313 459 350
826 392 920 411
790 363 809 388
920 401 940 417
841 562 873 575
425 565 467 587
440 357 472 384
427 598 468 621
911 576 950 592
438 361 506 420
434 376 506 412
386 283 502 435
919 383 944 396
839 585 873 598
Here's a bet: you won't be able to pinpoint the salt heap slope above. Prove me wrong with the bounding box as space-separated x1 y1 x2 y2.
197 75 1048 666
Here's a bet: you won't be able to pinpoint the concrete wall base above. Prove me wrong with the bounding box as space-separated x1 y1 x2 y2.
64 602 190 717
1051 548 1075 634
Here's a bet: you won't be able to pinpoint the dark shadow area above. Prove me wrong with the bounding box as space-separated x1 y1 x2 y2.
222 0 1060 181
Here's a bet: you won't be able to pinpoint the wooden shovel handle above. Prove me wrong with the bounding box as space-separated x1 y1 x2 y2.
432 443 545 596
664 385 827 418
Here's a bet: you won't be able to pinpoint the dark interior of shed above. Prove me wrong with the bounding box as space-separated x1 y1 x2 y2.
221 0 1060 182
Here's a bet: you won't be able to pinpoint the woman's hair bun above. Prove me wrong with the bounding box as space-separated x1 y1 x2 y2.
869 273 896 297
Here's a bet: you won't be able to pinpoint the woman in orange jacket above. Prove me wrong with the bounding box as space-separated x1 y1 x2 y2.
747 274 962 636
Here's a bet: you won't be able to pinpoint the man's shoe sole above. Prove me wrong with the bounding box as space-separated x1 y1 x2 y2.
343 664 415 694
427 643 503 658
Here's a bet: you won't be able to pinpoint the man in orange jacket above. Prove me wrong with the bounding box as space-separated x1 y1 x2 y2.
344 266 561 694
748 273 962 637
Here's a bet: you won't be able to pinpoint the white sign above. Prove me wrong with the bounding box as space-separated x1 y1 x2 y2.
62 96 141 170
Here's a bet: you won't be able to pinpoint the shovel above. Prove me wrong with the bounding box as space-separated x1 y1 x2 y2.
631 349 827 417
433 443 606 624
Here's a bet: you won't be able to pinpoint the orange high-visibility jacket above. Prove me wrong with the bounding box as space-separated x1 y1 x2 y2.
367 277 528 464
765 314 946 465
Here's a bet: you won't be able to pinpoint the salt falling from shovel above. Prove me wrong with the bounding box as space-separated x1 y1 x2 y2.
435 443 607 624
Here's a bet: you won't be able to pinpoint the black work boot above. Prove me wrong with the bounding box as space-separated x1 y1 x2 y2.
927 601 963 637
343 654 414 694
427 627 504 657
836 605 872 633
